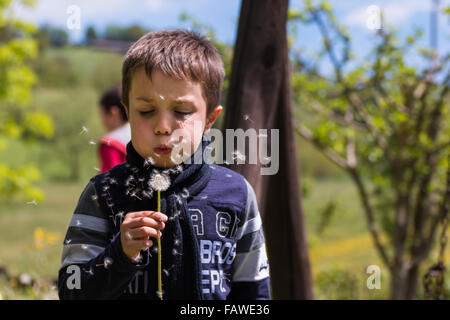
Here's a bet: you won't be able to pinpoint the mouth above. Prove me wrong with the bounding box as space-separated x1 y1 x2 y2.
154 146 172 155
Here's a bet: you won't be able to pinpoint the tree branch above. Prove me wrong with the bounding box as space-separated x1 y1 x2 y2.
294 123 349 169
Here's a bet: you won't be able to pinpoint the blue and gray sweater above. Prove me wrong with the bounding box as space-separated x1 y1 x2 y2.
58 136 271 300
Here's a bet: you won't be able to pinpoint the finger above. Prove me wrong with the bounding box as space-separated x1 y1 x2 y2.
129 238 153 251
127 226 160 239
148 211 168 223
125 211 168 223
124 217 159 229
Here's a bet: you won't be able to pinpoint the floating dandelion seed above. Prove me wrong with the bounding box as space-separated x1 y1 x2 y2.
79 126 88 134
132 254 143 264
159 95 165 100
174 194 183 206
130 190 142 200
172 248 182 256
83 267 94 276
89 140 96 145
103 257 113 269
243 114 254 123
26 199 37 205
116 211 125 218
233 150 246 161
142 189 154 199
258 132 268 138
125 231 132 240
181 187 189 198
162 265 175 277
94 167 101 172
144 157 155 168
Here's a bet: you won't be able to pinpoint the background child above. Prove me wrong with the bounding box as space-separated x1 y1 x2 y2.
98 84 131 173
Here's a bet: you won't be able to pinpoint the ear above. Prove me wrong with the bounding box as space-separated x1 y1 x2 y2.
204 105 222 133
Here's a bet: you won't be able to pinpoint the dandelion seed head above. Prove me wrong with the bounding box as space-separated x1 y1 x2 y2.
149 172 171 191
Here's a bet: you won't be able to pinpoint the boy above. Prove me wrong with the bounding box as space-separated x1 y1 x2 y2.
58 30 270 300
98 84 131 173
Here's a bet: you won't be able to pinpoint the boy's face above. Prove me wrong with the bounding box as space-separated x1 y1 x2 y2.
123 67 221 168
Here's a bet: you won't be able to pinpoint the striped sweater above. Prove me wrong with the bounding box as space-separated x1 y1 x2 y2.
58 160 271 299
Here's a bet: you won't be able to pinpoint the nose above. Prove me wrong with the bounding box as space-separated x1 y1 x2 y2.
154 112 172 135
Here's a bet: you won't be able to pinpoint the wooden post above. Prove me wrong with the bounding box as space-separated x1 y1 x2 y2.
221 0 314 299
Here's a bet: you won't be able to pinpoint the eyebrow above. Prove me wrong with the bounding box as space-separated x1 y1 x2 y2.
135 96 197 108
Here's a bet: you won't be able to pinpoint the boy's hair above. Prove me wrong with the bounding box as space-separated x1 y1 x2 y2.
99 84 128 122
122 29 225 115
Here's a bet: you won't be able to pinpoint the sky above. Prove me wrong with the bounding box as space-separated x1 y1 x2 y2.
12 0 450 71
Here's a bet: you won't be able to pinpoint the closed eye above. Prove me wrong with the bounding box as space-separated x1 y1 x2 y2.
139 110 154 115
176 111 192 116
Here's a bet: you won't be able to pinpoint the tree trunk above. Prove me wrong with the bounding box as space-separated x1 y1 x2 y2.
221 0 314 299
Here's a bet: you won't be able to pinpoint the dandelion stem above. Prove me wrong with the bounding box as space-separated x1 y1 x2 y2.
157 189 163 300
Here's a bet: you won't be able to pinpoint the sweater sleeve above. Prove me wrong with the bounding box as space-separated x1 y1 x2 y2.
227 179 271 300
58 180 149 300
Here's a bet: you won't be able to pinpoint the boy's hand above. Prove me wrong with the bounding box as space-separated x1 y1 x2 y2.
120 211 168 263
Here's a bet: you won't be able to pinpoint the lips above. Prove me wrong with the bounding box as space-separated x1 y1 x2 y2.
154 145 172 155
